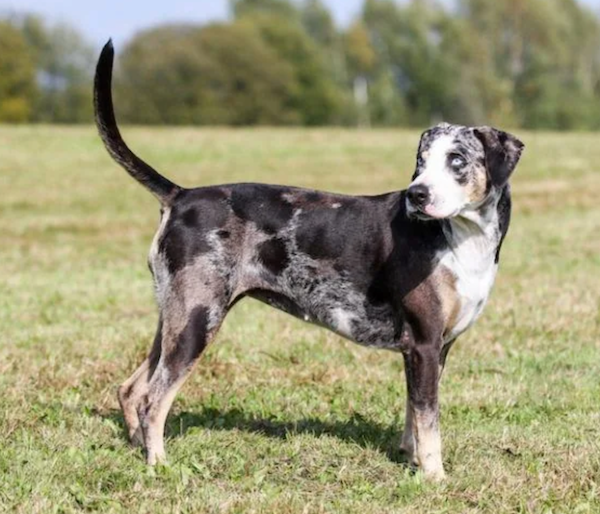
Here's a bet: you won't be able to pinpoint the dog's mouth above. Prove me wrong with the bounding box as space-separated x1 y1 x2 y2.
406 199 439 221
406 200 460 221
407 208 434 221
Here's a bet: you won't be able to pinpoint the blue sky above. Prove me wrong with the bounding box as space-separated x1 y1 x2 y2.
1 0 599 48
0 0 363 47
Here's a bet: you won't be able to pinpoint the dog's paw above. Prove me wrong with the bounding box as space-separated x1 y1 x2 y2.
129 426 144 447
399 448 418 467
399 438 417 467
146 448 167 466
421 466 446 482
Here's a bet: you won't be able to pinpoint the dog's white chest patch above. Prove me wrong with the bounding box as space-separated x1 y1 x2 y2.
441 216 499 342
444 256 497 342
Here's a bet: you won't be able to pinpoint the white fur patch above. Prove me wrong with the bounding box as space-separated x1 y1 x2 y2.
330 308 356 338
148 208 172 309
413 408 445 480
410 134 466 218
440 210 499 342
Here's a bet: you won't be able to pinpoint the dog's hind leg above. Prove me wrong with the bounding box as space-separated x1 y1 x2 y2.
137 300 226 465
117 318 163 446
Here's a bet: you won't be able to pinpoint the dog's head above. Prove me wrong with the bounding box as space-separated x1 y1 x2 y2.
406 123 524 220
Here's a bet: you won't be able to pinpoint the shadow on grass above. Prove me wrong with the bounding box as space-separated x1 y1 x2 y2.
100 406 412 466
176 407 411 465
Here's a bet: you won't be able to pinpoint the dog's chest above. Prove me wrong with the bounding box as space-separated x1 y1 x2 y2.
439 222 499 342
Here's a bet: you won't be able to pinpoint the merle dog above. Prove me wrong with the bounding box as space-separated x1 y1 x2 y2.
94 41 524 480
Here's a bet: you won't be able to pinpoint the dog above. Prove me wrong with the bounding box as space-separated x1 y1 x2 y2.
94 40 524 480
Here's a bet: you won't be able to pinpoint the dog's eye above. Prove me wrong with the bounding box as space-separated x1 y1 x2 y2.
449 154 465 169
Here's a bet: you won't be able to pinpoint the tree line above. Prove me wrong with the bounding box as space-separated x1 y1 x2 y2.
2 0 600 129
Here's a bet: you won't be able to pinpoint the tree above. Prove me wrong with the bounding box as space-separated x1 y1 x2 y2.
116 23 300 125
458 0 600 129
301 0 348 90
343 21 377 126
239 12 343 124
19 15 94 123
0 21 36 122
301 0 337 48
3 0 597 128
231 0 299 22
363 0 458 125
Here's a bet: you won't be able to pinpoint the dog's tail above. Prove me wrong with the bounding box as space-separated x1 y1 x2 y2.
94 39 181 204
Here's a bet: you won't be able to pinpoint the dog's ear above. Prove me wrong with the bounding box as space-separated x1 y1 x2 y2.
474 126 524 188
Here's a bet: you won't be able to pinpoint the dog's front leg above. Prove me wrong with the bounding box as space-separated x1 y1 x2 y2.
403 342 445 481
400 386 416 465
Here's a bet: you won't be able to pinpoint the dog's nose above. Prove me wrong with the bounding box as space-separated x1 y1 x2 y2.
407 184 430 207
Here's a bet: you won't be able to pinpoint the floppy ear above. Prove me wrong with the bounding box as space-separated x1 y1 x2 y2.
474 126 524 188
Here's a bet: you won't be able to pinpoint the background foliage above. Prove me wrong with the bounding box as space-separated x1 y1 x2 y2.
1 0 600 129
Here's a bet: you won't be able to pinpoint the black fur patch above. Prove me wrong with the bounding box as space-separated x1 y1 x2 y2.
295 207 345 259
494 184 512 263
248 289 308 320
166 306 209 371
160 188 230 274
230 184 294 234
258 237 290 275
160 223 212 274
181 207 199 227
453 170 469 186
474 127 524 187
304 191 321 203
295 198 375 263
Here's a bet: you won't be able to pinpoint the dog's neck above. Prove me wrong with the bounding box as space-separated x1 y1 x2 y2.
441 190 503 272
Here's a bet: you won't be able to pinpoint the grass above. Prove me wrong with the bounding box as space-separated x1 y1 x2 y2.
1 125 599 513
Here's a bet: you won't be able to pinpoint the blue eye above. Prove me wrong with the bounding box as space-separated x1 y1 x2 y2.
449 155 465 168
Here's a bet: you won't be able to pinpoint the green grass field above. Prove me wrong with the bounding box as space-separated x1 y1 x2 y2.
1 126 599 513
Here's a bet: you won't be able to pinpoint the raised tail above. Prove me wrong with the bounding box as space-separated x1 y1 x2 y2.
94 39 181 204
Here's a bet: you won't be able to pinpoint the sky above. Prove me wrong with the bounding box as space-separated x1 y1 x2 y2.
1 0 599 48
0 0 363 47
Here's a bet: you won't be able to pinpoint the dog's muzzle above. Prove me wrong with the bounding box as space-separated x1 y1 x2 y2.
407 184 431 212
